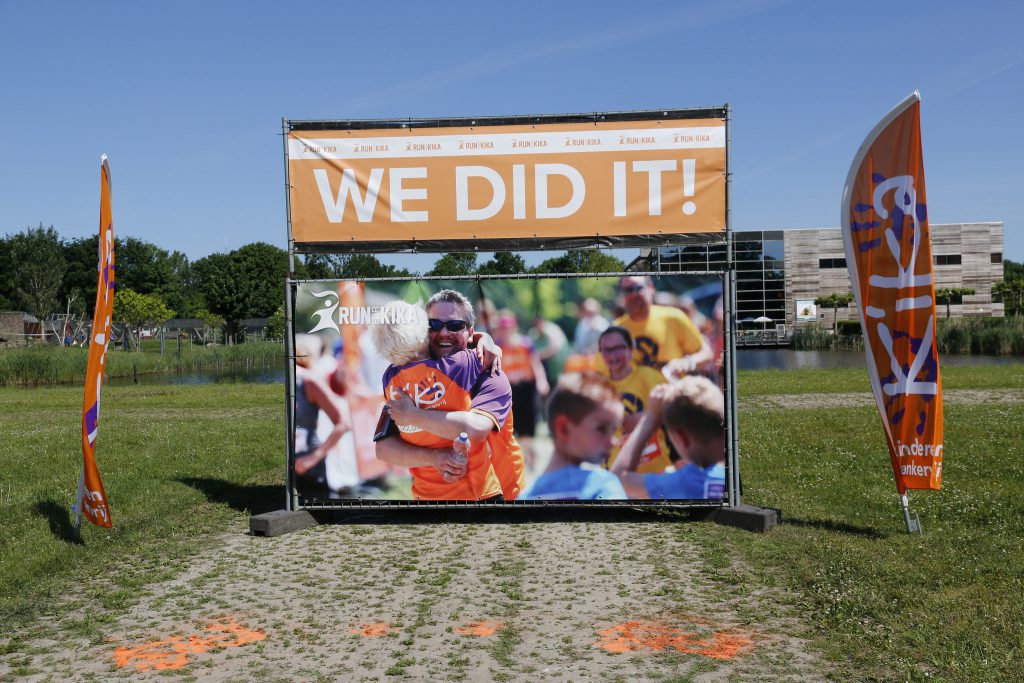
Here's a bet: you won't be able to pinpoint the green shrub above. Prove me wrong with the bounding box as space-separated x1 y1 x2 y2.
836 320 863 337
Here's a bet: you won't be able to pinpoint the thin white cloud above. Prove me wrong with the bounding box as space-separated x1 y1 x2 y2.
342 0 798 112
933 45 1024 99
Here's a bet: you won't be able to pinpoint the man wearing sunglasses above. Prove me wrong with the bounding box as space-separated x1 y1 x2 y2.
376 289 521 501
612 275 714 381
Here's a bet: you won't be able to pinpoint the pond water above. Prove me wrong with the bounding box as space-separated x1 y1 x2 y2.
735 349 1022 371
102 350 1021 386
105 365 286 387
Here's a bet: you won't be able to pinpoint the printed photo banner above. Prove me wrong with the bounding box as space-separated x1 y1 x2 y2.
287 115 726 248
841 92 943 493
289 274 727 505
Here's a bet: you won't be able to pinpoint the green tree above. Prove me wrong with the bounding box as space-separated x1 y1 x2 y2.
114 288 173 351
0 234 15 309
300 253 412 280
302 254 346 279
428 252 477 277
116 237 190 315
815 292 855 333
194 308 225 344
61 235 100 317
8 224 66 339
192 242 289 336
935 287 975 318
992 279 1024 316
476 251 527 275
533 249 625 274
1004 258 1024 282
265 306 286 339
340 254 412 279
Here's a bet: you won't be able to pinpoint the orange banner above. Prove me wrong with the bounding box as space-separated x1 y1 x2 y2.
78 155 115 527
288 117 725 245
841 92 943 493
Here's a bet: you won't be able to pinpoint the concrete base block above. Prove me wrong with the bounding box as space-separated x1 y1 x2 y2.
706 504 781 532
250 509 318 537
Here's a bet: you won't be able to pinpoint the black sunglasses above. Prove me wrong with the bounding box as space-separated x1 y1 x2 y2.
428 319 469 332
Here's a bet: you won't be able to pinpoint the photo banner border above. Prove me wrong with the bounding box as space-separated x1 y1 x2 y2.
285 270 735 511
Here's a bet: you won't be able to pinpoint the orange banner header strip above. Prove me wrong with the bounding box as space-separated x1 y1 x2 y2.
288 117 726 246
841 92 943 493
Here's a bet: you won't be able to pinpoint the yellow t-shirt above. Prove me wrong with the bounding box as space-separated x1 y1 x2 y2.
604 366 671 474
614 305 704 369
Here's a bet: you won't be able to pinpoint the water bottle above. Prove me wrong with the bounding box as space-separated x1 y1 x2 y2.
443 432 470 483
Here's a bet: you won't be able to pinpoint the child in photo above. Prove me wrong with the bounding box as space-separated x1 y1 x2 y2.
522 372 627 500
611 375 725 500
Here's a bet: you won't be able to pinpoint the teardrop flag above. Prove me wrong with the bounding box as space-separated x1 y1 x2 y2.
841 92 944 495
75 155 116 528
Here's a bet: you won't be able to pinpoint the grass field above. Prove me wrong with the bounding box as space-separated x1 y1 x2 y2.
1 364 1022 680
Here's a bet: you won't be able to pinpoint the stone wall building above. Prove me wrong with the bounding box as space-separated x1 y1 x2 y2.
651 222 1005 328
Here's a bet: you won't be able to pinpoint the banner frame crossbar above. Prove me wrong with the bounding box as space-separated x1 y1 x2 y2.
286 106 728 132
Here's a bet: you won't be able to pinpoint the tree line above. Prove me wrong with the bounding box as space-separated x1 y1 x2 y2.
1 224 626 341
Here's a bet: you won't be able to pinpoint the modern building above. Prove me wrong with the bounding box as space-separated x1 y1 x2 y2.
649 222 1005 328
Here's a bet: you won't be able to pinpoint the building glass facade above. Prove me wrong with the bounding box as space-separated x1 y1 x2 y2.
654 223 1004 328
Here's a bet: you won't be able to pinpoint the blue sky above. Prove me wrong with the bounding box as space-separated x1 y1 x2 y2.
1 0 1021 268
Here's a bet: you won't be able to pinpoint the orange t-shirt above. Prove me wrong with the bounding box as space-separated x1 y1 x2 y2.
383 351 517 501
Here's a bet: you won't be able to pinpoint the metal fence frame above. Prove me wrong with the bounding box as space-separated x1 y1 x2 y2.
281 107 738 513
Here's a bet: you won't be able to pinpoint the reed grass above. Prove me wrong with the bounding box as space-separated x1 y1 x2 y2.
0 342 284 386
791 326 863 351
936 315 1024 355
793 316 1024 356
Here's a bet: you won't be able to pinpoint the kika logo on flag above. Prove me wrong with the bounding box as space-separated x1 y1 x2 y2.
842 92 944 493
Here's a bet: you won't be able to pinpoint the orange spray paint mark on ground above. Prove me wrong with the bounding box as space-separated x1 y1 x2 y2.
351 622 396 637
114 619 266 672
455 620 504 637
594 621 752 659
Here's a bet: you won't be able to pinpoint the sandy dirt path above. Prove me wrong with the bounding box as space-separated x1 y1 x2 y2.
5 516 824 682
741 387 1022 412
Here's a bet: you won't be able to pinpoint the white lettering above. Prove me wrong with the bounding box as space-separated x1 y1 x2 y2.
455 166 506 221
314 168 383 223
613 161 627 217
681 158 696 215
535 164 585 219
632 159 676 216
512 164 526 220
389 167 428 222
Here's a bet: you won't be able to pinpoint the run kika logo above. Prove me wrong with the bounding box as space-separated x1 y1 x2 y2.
306 290 417 334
